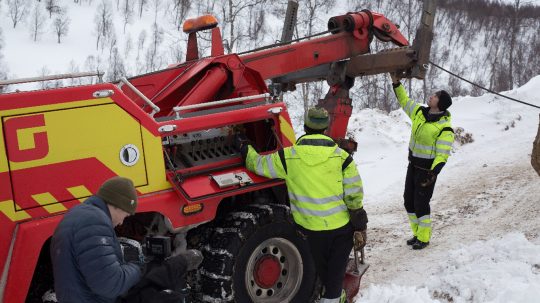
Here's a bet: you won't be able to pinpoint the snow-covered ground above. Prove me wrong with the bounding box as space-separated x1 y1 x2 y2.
345 76 540 302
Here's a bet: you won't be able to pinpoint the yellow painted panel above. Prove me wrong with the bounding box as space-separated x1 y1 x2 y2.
137 128 172 194
1 97 172 196
7 104 147 186
0 99 109 174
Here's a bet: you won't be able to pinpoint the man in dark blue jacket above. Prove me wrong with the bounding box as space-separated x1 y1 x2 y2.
51 176 142 303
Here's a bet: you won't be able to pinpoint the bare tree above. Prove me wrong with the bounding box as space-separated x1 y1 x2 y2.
84 55 101 84
170 0 191 31
151 0 160 23
136 29 147 68
67 60 81 86
507 0 521 90
7 0 28 28
121 0 133 33
107 30 118 65
53 7 70 43
167 37 184 63
94 0 114 49
45 0 60 18
124 33 133 59
144 22 164 72
38 66 52 89
138 0 147 18
29 3 46 42
217 0 268 54
107 47 126 81
247 4 265 41
294 0 335 114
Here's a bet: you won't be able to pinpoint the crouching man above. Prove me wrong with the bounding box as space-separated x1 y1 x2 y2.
51 177 142 303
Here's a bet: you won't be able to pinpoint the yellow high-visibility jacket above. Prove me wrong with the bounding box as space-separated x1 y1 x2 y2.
245 134 363 231
394 83 454 170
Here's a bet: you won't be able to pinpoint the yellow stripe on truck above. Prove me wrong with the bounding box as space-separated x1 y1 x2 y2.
279 115 296 145
31 193 67 213
66 185 93 203
0 200 31 221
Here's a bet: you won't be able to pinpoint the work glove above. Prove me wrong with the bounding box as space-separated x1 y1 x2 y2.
176 249 203 271
421 162 444 187
349 208 368 250
419 170 437 187
389 72 401 84
353 230 367 250
234 133 250 160
348 208 368 231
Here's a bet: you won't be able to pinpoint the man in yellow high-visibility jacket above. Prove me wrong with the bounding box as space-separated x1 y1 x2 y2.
238 107 368 303
390 73 455 250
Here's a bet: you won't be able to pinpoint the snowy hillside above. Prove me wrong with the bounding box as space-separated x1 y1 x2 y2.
1 0 540 111
349 76 540 302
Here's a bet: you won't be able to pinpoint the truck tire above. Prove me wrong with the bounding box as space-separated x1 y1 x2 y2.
199 204 318 302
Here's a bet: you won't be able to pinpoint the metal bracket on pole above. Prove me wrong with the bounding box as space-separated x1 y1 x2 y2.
281 1 299 44
410 0 437 79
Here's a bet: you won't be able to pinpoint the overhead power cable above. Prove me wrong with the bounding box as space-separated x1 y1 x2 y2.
429 61 540 109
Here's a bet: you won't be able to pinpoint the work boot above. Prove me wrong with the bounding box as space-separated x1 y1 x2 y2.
412 240 429 250
406 236 417 245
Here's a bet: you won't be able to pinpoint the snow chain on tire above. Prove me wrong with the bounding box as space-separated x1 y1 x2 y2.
197 203 318 303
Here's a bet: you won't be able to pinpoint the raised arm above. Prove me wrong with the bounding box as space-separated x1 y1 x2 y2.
392 82 422 119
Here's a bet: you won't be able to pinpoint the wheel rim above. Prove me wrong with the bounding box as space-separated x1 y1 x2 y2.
245 238 303 302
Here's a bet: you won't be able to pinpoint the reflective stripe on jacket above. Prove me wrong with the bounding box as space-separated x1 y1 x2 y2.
245 134 363 231
394 84 454 170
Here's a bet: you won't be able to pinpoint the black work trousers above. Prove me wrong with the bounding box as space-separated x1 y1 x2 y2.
299 223 354 299
403 163 437 218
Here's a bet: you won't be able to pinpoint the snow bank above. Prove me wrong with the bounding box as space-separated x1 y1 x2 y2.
356 233 540 303
358 284 438 303
349 108 410 197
